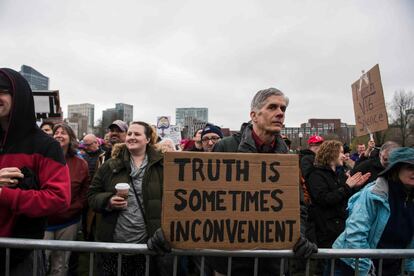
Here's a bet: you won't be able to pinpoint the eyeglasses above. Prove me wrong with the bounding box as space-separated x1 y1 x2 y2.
83 141 96 147
201 137 221 143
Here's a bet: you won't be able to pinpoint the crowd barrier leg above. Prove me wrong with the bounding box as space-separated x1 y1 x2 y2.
88 252 94 276
173 255 178 276
354 258 359 276
253 257 258 276
330 258 335 276
226 256 232 276
279 258 285 276
378 258 383 276
5 248 10 276
145 255 150 276
117 253 122 276
305 258 310 276
200 256 205 276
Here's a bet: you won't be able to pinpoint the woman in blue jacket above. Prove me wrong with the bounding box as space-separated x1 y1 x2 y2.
333 147 414 276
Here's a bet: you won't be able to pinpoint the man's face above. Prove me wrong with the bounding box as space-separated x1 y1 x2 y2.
109 126 126 145
357 144 366 154
250 95 286 134
309 144 322 154
0 89 12 120
201 133 221 152
83 136 99 152
344 152 351 161
379 150 390 167
193 129 203 149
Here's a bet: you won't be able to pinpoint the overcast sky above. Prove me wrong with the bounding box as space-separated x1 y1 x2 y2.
1 0 413 129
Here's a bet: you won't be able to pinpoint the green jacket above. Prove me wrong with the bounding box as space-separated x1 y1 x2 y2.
87 143 163 242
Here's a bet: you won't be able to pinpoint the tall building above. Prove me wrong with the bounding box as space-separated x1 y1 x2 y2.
115 103 133 124
183 117 207 138
19 65 49 90
176 107 208 127
102 103 134 130
102 108 117 131
68 113 88 139
68 103 95 132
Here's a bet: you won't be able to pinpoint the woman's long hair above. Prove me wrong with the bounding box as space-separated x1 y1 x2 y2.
53 123 78 157
314 140 343 168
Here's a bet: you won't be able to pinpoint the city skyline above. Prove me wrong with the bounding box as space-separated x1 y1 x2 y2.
1 1 413 130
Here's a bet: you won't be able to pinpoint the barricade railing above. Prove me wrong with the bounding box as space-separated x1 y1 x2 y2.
1 238 413 276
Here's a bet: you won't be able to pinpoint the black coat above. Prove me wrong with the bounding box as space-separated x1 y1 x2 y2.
308 166 352 248
300 149 316 181
209 122 290 276
351 156 384 187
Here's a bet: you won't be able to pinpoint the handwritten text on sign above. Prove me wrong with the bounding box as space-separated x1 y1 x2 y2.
162 152 300 250
352 64 388 136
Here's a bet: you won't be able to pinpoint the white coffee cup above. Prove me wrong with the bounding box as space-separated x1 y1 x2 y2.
115 183 130 199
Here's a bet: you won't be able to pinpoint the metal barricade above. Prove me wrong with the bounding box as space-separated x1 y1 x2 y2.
1 238 414 276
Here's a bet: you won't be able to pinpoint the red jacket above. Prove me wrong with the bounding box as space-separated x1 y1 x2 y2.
48 155 89 226
0 68 71 237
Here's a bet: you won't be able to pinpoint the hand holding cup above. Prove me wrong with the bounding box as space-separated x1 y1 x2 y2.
110 183 130 210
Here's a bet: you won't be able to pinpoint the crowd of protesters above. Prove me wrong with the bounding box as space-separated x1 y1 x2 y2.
0 67 413 276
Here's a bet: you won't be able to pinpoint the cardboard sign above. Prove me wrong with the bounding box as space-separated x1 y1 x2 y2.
162 152 300 250
168 125 182 145
352 64 389 136
157 116 171 138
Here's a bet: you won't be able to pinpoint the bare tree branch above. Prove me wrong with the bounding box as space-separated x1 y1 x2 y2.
390 89 414 146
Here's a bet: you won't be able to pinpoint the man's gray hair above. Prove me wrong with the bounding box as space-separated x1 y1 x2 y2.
250 88 289 111
380 141 400 153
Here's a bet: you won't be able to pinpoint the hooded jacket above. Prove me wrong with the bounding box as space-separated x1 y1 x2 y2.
333 178 414 275
47 155 89 226
0 68 71 238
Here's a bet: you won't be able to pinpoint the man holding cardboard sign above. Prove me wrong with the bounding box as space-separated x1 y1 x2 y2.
207 88 317 275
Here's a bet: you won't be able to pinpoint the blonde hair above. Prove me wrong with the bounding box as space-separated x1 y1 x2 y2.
314 140 343 167
156 138 176 153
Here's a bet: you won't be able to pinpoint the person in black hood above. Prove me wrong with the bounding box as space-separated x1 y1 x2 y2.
0 68 71 275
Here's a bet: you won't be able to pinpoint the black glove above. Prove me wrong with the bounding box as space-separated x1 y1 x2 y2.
16 167 40 190
147 228 171 255
293 237 318 258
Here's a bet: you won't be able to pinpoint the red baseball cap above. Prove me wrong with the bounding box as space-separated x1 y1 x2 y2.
307 135 324 145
